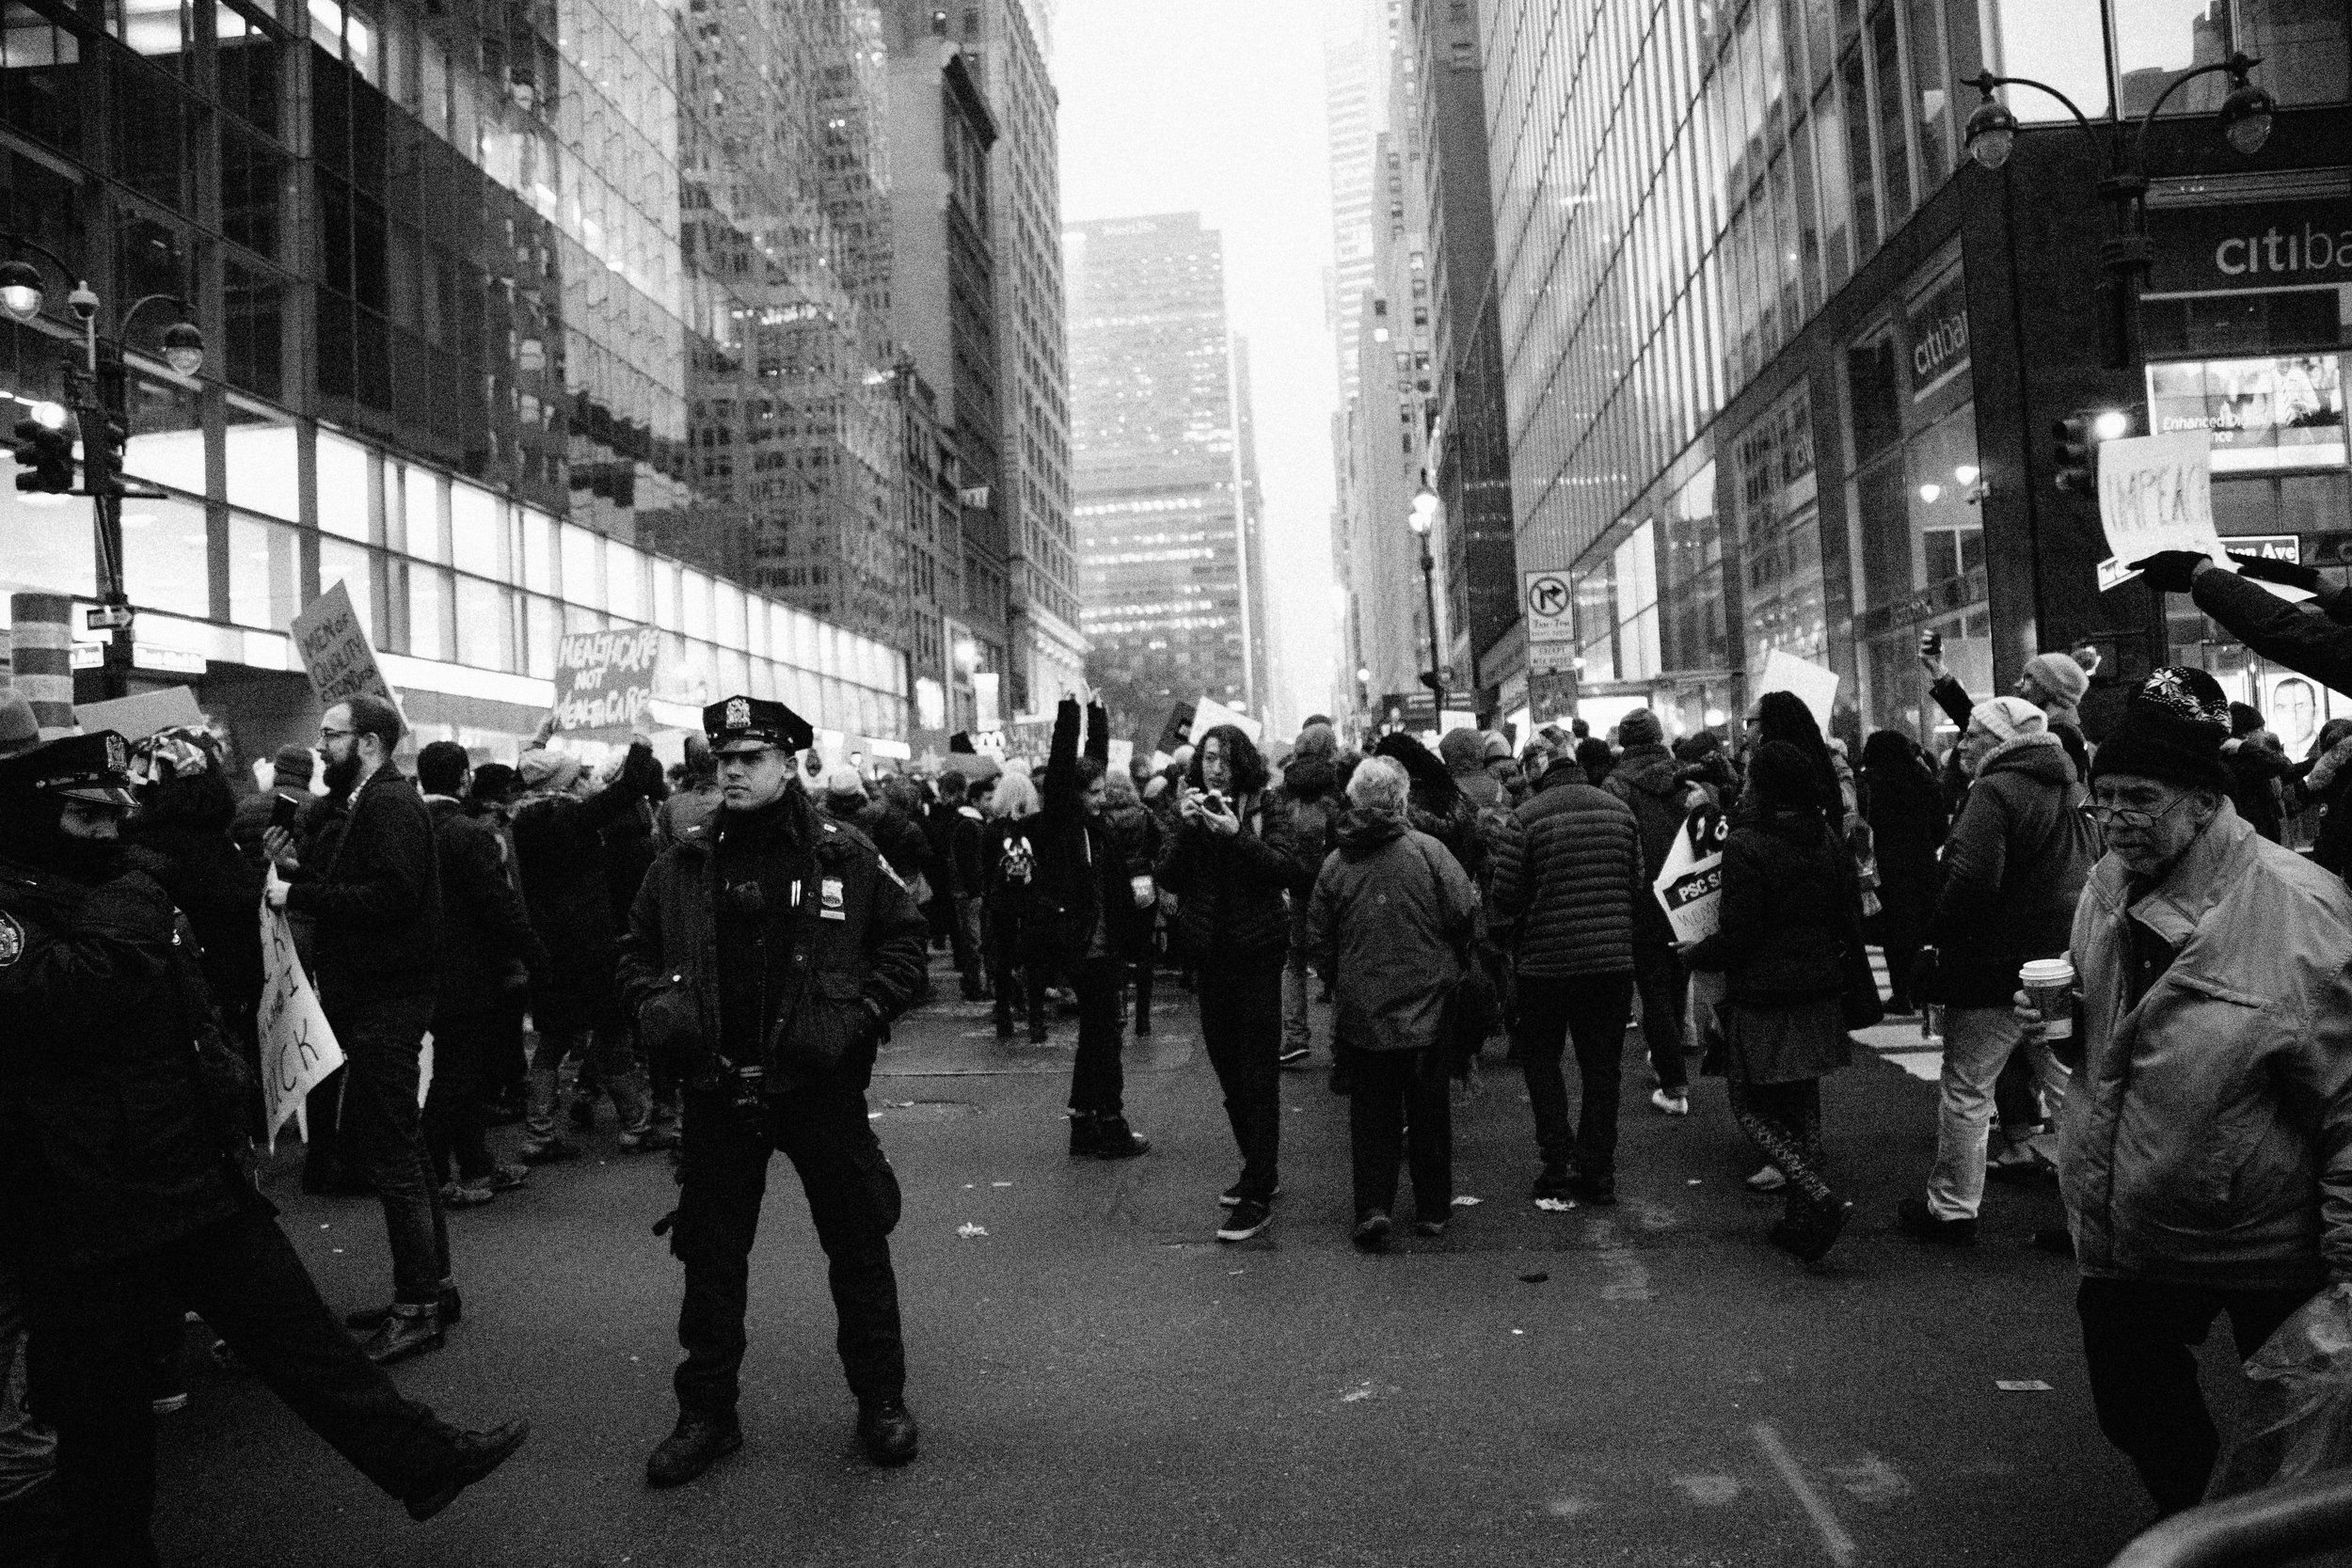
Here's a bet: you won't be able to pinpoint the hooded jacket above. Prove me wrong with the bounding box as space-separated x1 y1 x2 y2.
1682 802 1856 1010
1305 810 1475 1053
1155 773 1302 959
510 741 660 1031
1277 752 1340 943
2063 804 2352 1291
1487 762 1642 979
1602 742 1688 942
1926 733 2093 1008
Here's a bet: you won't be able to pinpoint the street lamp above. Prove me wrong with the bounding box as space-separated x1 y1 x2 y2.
1407 481 1444 723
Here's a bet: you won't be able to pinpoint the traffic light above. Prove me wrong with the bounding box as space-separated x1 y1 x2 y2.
81 411 127 497
11 406 73 494
2051 408 2129 496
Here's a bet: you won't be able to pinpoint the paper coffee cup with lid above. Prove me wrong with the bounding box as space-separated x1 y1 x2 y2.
2020 957 2076 1040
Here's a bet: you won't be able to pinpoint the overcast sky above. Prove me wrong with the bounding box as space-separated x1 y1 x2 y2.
1056 0 1340 735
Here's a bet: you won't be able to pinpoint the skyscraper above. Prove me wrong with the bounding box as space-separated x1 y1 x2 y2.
1066 214 1264 745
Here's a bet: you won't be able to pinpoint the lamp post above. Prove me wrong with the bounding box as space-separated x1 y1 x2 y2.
1407 481 1443 723
4 238 205 699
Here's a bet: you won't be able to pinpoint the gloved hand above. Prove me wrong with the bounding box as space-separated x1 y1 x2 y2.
2229 552 2325 594
2129 551 2214 594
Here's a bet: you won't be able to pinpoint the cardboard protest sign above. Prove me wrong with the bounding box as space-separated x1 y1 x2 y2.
2099 431 2225 568
1653 804 1726 944
290 581 397 709
1107 738 1135 775
553 622 662 736
1189 695 1263 745
75 685 204 740
258 870 344 1150
1756 650 1839 733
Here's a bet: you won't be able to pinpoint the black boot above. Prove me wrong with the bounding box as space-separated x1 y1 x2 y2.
1088 1115 1150 1159
358 1301 444 1366
404 1419 531 1520
1067 1112 1101 1157
857 1397 919 1465
645 1410 743 1487
345 1284 461 1332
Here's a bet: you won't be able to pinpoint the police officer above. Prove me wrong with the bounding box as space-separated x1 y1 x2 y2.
0 733 528 1564
620 696 931 1486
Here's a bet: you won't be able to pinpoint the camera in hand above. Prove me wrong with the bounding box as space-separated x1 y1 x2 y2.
1918 629 1942 658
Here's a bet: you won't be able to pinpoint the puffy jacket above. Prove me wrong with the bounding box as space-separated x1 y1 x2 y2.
0 855 263 1270
616 783 930 1094
1488 763 1641 978
1603 744 1688 942
1683 805 1855 1007
1277 754 1340 943
2062 805 2352 1291
1023 700 1144 965
2225 733 2289 843
425 796 547 1020
511 750 657 1033
858 798 932 884
1155 785 1301 958
1926 734 2093 1008
280 764 441 999
1305 812 1475 1053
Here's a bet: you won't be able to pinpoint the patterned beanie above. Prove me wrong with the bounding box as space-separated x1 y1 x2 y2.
2089 667 2232 793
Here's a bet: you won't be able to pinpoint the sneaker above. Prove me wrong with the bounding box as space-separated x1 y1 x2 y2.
517 1135 581 1164
1411 1217 1448 1239
151 1391 189 1416
619 1127 677 1153
1565 1173 1617 1207
1649 1087 1690 1117
1218 1182 1280 1207
1530 1165 1575 1202
358 1302 445 1366
1896 1196 1979 1244
1743 1164 1788 1194
1216 1199 1273 1242
1351 1212 1392 1252
1279 1045 1311 1068
485 1163 532 1192
346 1285 462 1332
439 1180 497 1208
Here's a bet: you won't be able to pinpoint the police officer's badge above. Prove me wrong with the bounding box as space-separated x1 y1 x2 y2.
0 911 23 968
725 696 752 730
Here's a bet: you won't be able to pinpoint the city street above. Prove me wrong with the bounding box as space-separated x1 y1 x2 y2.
150 958 2190 1568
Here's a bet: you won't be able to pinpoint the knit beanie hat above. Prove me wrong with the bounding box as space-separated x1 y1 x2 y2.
271 743 316 786
2090 667 2233 793
1438 726 1487 770
517 748 583 794
1970 696 2047 744
1747 740 1820 814
1617 708 1664 748
2022 652 2090 706
1482 732 1512 761
2228 702 2265 738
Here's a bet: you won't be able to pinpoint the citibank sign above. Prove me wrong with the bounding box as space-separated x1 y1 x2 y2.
2148 190 2352 293
2212 225 2352 278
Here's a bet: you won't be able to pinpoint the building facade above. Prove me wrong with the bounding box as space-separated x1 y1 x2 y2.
1066 213 1264 748
2 0 908 761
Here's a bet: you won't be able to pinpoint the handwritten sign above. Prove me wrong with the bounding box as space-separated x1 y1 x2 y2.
1654 804 1726 944
1189 694 1263 745
1756 650 1839 733
554 622 662 735
257 870 344 1151
289 581 396 709
2099 431 2225 567
75 684 204 740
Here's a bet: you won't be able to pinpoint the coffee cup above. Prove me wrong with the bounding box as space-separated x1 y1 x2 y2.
2020 957 2076 1041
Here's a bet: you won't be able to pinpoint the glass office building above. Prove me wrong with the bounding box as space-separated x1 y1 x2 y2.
1 0 909 757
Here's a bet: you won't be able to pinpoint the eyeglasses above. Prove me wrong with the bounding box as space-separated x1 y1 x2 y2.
318 726 355 742
2090 794 2190 832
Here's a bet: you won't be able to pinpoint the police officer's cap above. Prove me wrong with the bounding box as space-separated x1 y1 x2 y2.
703 694 814 755
0 731 138 809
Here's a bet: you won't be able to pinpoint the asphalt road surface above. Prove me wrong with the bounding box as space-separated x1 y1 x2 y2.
151 958 2214 1567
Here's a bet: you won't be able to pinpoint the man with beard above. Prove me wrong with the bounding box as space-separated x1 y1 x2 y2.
2 732 528 1562
261 694 450 1365
620 696 930 1486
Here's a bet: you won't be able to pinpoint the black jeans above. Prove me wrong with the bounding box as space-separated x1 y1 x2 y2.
1349 1048 1452 1222
1068 957 1126 1115
1199 946 1286 1202
1631 937 1688 1093
327 989 451 1303
1131 953 1154 1034
26 1214 457 1567
671 1086 905 1417
1513 972 1636 1182
423 1008 496 1184
2077 1275 2315 1515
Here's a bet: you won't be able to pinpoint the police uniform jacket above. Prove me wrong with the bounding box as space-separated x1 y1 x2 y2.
0 855 262 1271
618 780 929 1094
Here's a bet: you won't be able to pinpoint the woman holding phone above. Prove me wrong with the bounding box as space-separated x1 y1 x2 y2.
1156 725 1304 1242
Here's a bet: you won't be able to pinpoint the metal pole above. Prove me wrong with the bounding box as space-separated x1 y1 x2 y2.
1420 545 1445 720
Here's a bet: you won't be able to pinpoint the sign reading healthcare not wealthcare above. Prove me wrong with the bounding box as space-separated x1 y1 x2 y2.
289 580 396 708
2098 430 2227 567
554 622 662 735
258 870 343 1151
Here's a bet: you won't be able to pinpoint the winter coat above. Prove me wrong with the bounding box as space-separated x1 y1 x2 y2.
1861 751 1947 910
617 783 930 1094
858 799 933 885
1306 812 1476 1054
1926 734 2093 1009
0 855 265 1270
2298 737 2352 875
2062 804 2352 1291
1602 744 1689 943
981 816 1039 958
1155 783 1302 960
511 753 658 1034
425 796 547 1020
124 816 265 1025
279 764 441 1000
1023 700 1143 966
1487 763 1642 979
653 783 722 851
2225 733 2290 844
1277 754 1340 944
1102 797 1164 961
920 800 961 896
1684 805 1857 1084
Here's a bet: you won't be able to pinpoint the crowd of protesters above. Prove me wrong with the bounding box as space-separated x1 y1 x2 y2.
10 547 2352 1557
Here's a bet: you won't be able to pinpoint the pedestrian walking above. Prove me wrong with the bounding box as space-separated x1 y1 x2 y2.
1098 768 1164 1036
2049 665 2352 1515
1899 698 2093 1243
1682 741 1861 1261
928 771 991 1000
260 695 453 1365
1306 756 1477 1252
1276 721 1342 1065
3 733 528 1561
619 696 930 1485
1157 724 1301 1242
981 768 1049 1041
1488 743 1643 1206
1602 708 1696 1116
1858 731 1946 1016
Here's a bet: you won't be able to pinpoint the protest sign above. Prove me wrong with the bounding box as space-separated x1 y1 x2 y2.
2099 431 2225 567
1653 804 1726 944
553 622 662 736
289 581 396 709
1107 738 1135 775
1755 650 1839 733
1189 695 1263 745
257 870 344 1151
75 685 204 740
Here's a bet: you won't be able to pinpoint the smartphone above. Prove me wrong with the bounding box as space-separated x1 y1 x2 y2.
270 792 302 832
1918 629 1943 658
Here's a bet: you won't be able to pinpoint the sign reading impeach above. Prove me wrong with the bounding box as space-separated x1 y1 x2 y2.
554 622 662 735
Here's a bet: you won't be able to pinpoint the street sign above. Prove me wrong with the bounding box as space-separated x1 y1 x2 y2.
1524 569 1576 670
85 604 134 631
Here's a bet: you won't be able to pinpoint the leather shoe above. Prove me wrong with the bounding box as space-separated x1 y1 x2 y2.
1897 1195 1979 1244
359 1302 444 1366
857 1398 919 1465
404 1419 530 1521
645 1411 742 1487
346 1286 461 1333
